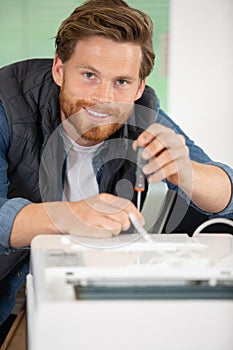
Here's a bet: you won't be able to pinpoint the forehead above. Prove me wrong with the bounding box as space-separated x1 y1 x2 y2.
68 36 142 78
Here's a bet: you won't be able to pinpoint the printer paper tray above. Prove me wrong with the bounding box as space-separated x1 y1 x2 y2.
74 281 233 300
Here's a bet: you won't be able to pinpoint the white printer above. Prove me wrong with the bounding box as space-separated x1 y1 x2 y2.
26 232 233 350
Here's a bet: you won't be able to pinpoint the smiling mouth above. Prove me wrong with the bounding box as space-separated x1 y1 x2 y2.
83 107 115 123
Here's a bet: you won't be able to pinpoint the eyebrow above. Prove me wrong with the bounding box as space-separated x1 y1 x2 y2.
79 64 100 74
78 64 135 81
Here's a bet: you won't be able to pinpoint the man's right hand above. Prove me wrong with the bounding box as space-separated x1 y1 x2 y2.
10 193 144 247
55 193 144 238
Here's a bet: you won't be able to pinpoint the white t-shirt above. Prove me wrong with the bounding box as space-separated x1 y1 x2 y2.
63 134 102 202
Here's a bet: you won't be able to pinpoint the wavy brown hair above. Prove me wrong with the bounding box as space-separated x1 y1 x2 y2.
55 0 155 80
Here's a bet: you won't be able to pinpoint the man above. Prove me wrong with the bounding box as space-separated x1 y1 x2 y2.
0 0 232 325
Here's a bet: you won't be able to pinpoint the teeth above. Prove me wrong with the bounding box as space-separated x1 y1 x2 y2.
86 108 110 118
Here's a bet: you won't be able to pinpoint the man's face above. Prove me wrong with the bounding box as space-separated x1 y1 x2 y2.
52 36 146 145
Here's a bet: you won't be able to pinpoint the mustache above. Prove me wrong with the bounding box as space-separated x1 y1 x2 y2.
60 92 133 119
75 102 132 117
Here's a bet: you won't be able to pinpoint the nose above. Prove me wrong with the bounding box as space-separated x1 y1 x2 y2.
91 82 114 104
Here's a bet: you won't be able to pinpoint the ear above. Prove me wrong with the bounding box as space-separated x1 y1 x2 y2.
134 78 146 101
52 55 64 86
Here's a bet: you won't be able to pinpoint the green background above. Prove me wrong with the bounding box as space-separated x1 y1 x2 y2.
0 0 169 109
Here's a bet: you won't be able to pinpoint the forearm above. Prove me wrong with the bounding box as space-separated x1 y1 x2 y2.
10 194 143 248
10 202 60 248
190 161 232 213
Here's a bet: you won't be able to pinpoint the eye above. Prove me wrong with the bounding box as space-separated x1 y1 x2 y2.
84 72 95 79
117 79 128 86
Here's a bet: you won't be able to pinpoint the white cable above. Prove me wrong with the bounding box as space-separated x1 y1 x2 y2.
192 218 233 237
128 212 154 244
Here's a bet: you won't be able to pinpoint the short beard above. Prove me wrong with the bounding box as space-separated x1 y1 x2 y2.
59 86 132 144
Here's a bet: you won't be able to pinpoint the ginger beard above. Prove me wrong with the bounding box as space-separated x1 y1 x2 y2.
59 85 133 144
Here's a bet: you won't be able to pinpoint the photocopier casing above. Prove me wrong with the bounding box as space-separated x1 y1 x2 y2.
26 233 233 350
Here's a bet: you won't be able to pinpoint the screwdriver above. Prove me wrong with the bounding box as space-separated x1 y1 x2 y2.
135 146 147 211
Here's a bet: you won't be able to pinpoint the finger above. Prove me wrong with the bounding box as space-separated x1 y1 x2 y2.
84 193 130 216
98 194 144 226
147 161 177 183
135 127 185 161
132 126 161 151
105 210 131 231
143 147 183 175
134 130 156 149
141 138 165 161
76 215 122 237
136 124 168 148
99 216 123 236
147 154 190 184
67 213 118 238
76 194 145 231
104 194 145 226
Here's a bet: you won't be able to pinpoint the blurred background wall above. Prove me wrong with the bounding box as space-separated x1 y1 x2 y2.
168 0 233 167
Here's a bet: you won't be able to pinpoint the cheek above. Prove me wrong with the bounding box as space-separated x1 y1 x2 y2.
69 81 95 100
113 89 139 104
62 82 83 100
